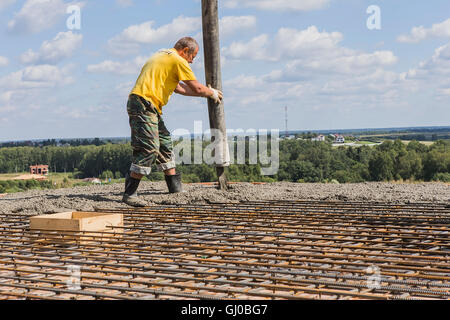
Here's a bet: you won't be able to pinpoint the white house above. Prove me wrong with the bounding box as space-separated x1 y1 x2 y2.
335 135 345 143
311 135 326 142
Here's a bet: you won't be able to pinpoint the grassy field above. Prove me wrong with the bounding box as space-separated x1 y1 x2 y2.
400 140 435 146
353 140 437 146
358 132 450 138
0 172 127 194
0 173 26 180
355 141 377 145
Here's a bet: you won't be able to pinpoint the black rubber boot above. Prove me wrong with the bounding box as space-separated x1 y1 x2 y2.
122 172 147 207
165 173 183 193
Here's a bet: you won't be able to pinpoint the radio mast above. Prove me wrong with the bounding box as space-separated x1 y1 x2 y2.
285 106 288 137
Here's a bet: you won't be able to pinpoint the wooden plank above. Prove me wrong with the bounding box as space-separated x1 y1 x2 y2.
30 212 124 245
30 212 123 232
78 213 123 232
72 212 118 219
30 212 80 231
31 212 73 219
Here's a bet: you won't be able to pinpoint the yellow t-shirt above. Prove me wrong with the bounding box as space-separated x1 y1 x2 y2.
130 48 197 114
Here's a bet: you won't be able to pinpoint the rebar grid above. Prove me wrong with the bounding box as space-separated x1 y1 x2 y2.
0 200 448 300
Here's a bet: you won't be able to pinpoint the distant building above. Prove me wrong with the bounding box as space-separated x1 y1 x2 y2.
311 135 326 142
335 135 345 143
57 143 71 147
30 165 49 175
83 178 102 184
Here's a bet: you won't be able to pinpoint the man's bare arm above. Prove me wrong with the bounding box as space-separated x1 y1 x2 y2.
175 80 223 103
175 80 211 97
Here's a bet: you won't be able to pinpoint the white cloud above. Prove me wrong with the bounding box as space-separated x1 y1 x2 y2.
115 81 134 96
272 26 345 61
116 0 133 7
223 66 407 120
0 0 16 11
223 34 272 60
224 0 330 12
0 64 74 121
223 26 397 73
402 43 450 80
316 69 402 97
108 16 201 55
87 56 148 75
223 26 344 61
221 25 405 116
224 75 265 89
0 89 15 117
7 0 84 34
0 56 9 67
435 42 450 59
438 88 450 95
108 15 257 56
0 64 74 90
53 105 88 119
0 91 16 116
287 50 398 75
0 91 12 103
400 42 450 104
20 31 83 65
220 16 257 36
0 105 16 114
398 18 450 43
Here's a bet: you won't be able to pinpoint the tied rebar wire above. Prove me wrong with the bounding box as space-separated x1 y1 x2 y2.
0 200 448 300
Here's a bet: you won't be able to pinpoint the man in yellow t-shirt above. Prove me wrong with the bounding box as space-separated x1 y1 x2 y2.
123 37 223 207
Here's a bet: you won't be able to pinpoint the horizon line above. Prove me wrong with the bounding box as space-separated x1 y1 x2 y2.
1 125 449 143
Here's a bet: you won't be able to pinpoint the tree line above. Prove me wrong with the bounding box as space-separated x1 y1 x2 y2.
0 139 448 183
0 137 129 148
277 139 449 183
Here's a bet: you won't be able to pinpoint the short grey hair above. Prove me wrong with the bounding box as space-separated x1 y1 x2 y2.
174 37 199 54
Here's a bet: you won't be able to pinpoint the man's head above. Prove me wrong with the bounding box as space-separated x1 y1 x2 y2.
174 37 199 63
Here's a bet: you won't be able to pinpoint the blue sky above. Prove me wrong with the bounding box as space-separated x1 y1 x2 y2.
0 0 450 141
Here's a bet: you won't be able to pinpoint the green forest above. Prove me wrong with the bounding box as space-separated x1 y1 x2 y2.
0 139 449 194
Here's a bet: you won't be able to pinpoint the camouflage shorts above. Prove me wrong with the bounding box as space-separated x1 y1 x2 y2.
127 94 175 175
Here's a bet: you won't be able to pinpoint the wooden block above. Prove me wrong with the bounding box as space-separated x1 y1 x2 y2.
30 212 124 245
30 211 123 232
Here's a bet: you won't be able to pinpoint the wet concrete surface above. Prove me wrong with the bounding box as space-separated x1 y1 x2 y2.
0 181 448 215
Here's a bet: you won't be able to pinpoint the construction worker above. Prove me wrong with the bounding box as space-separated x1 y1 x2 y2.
123 37 223 207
